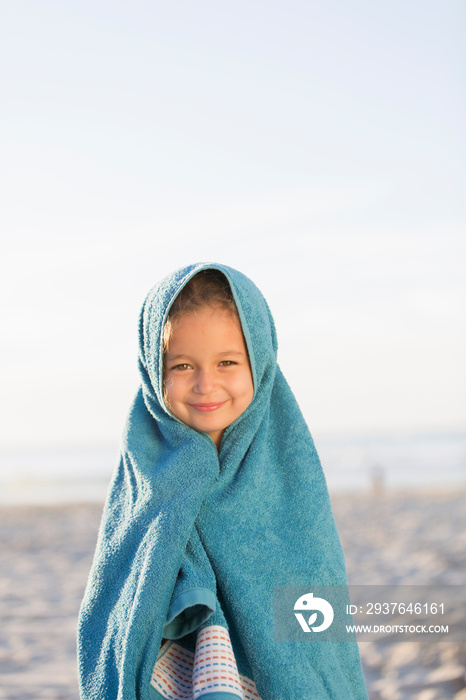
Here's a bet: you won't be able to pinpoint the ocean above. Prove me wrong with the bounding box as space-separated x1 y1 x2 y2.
0 432 465 505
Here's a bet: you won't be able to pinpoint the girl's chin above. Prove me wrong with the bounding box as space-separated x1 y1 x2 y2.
192 419 226 433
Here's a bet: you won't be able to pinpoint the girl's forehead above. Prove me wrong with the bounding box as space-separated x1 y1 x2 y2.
168 308 244 341
163 308 249 364
170 306 241 330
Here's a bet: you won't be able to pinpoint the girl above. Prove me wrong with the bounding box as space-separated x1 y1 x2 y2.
78 262 368 700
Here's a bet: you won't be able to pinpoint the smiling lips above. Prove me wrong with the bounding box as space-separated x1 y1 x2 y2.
189 401 227 412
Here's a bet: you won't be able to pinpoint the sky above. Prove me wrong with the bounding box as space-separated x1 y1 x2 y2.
1 0 465 450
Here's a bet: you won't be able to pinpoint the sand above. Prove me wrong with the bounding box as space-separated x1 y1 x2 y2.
0 489 465 699
332 489 466 699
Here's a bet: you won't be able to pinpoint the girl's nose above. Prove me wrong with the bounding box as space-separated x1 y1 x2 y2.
193 368 216 394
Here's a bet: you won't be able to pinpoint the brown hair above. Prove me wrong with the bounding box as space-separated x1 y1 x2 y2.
162 269 239 354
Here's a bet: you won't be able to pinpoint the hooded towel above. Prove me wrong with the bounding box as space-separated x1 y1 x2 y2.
77 262 368 700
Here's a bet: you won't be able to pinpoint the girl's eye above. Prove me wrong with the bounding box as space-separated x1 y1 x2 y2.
219 360 237 367
173 363 191 371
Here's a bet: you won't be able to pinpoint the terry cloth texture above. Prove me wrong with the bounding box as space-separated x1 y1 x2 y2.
77 262 368 700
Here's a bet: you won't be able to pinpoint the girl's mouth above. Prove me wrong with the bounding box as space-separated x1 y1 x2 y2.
190 402 226 412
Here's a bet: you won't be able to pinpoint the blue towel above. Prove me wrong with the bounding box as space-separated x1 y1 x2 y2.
77 262 368 700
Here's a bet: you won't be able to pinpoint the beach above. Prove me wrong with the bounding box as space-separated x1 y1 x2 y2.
332 489 466 700
1 489 465 699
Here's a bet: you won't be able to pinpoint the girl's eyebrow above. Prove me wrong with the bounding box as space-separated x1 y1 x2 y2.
218 350 246 356
166 350 246 361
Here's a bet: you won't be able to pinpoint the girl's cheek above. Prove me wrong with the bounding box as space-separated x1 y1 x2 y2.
163 376 175 403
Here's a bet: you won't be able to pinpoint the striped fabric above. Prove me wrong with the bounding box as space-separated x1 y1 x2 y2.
150 626 261 700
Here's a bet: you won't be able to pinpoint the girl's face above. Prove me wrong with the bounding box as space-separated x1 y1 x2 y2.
163 307 254 448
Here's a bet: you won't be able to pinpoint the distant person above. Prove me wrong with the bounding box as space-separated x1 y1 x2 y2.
77 263 368 699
